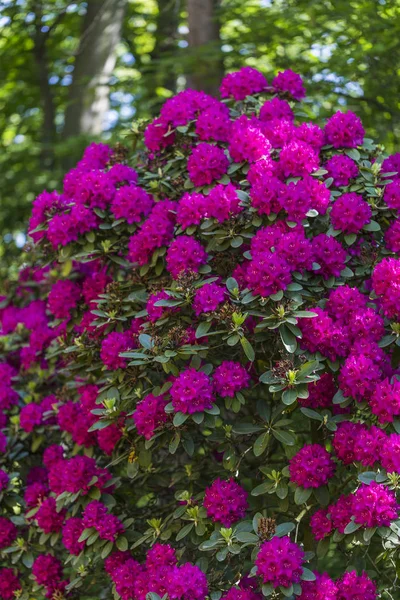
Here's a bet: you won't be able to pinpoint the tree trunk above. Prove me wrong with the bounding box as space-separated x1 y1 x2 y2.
147 0 181 110
32 1 57 169
64 0 126 139
187 0 223 95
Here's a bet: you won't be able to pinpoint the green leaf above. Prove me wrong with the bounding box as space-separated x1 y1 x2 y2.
232 423 265 434
279 325 297 353
176 522 194 541
317 537 330 558
301 568 316 582
235 531 259 543
272 429 295 446
253 432 270 456
313 486 330 506
363 220 381 232
282 388 298 405
300 407 323 421
275 522 295 537
241 337 255 361
344 520 362 535
294 486 312 505
101 541 114 559
251 482 274 496
116 536 128 551
173 412 189 427
345 148 361 161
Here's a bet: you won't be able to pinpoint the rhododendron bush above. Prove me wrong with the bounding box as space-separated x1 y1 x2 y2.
2 66 400 600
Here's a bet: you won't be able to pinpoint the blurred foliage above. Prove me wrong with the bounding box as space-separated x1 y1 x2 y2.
0 0 399 253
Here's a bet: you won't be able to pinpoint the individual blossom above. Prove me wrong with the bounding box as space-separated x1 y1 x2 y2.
325 155 358 187
146 543 177 572
222 588 261 600
74 170 116 209
272 69 306 100
100 331 133 370
32 554 63 587
262 118 296 149
36 497 66 533
110 185 153 224
0 470 8 492
187 143 229 187
62 517 85 555
295 123 325 150
336 571 377 600
112 558 141 600
168 563 209 600
170 368 214 414
144 117 175 153
289 444 335 488
47 279 81 320
104 551 131 576
259 97 294 122
371 257 400 319
329 494 353 533
0 568 21 600
330 193 371 234
24 482 48 508
97 423 123 455
250 175 283 216
166 236 207 279
297 174 331 215
160 89 216 127
384 179 400 210
176 192 206 229
82 501 109 529
204 183 243 222
338 353 381 401
107 164 138 186
193 283 225 316
204 478 248 526
97 513 125 541
20 403 43 432
246 252 291 297
128 200 176 265
299 572 337 600
353 482 399 528
312 234 347 279
279 140 319 178
195 102 231 142
133 393 169 439
326 285 367 322
310 508 333 541
213 361 250 397
298 373 336 409
79 142 113 170
382 153 400 178
380 433 400 473
255 536 304 588
220 66 267 101
0 518 17 549
247 157 276 185
385 219 400 252
229 115 272 163
325 111 365 148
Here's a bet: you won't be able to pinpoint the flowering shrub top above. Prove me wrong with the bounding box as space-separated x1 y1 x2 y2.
1 66 400 599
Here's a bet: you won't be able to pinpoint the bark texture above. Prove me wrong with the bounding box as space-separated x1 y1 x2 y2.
187 0 223 95
64 0 126 138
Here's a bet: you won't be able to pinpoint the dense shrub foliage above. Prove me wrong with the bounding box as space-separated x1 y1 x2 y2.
1 66 400 599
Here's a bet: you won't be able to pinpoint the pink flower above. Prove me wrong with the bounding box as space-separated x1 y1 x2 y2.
289 444 335 488
325 155 358 186
325 111 365 148
204 478 248 526
310 509 332 541
187 143 229 187
213 361 250 397
166 236 207 279
193 283 225 315
336 571 377 600
255 536 304 588
220 67 267 101
272 69 306 100
170 368 214 414
133 393 169 439
330 192 371 234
